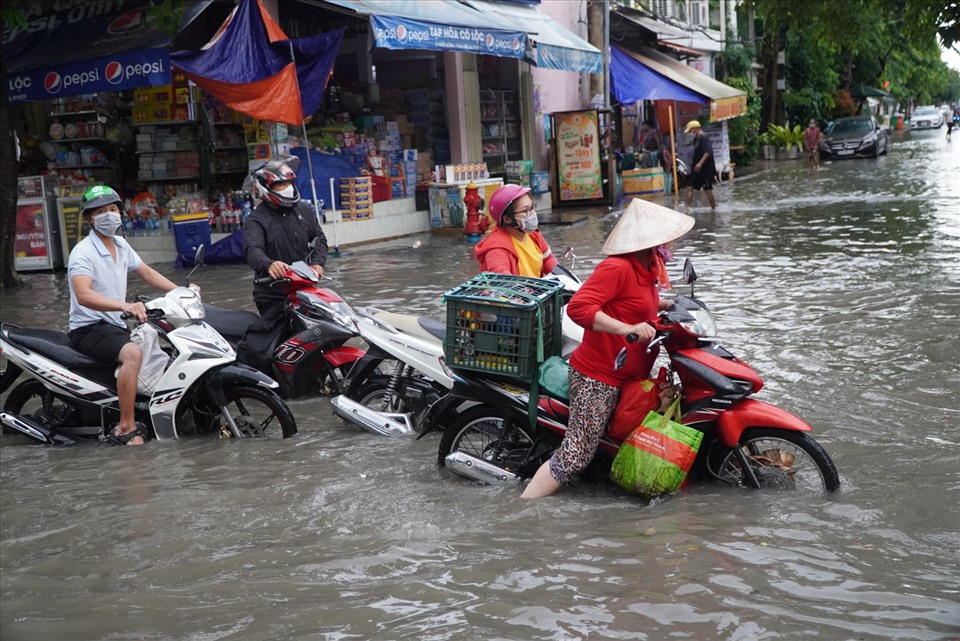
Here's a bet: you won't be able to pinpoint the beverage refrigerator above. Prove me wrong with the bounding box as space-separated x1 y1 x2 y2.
15 175 64 271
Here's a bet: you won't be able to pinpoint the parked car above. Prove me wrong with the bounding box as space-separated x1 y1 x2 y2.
910 106 944 129
820 115 889 159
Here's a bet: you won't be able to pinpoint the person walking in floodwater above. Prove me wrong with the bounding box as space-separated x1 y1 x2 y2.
804 119 823 169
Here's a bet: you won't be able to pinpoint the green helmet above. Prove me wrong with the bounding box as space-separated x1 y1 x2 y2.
81 185 123 217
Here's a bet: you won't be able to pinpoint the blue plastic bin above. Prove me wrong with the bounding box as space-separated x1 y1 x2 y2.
173 219 211 255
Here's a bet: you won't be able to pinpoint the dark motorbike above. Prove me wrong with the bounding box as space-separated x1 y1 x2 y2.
202 260 364 400
434 259 841 494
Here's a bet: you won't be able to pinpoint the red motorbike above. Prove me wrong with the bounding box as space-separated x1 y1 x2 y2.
435 259 841 494
203 261 365 400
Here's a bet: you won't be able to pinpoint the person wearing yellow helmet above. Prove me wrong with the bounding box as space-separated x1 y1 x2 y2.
683 120 717 210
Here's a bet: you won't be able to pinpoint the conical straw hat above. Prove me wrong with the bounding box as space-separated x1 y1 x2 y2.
601 198 695 255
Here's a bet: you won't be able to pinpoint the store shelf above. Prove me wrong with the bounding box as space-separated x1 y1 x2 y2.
50 136 108 144
135 120 197 127
55 164 112 169
141 175 202 181
49 110 104 118
215 145 247 151
479 90 520 172
136 147 197 154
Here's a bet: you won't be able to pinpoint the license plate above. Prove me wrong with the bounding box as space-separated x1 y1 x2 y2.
837 149 854 156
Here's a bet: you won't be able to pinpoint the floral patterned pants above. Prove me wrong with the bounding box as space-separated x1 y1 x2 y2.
548 368 620 485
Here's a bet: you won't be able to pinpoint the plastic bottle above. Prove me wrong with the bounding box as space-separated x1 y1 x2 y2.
148 211 161 236
123 215 135 237
133 212 146 237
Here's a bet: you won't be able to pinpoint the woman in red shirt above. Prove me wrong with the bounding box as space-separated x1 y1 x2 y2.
521 199 694 498
475 184 558 278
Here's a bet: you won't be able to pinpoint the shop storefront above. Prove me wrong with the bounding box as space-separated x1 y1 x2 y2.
6 0 600 265
609 44 747 199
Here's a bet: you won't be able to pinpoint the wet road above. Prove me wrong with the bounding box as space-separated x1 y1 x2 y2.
2 128 958 640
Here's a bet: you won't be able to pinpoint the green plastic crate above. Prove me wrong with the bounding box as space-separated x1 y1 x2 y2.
443 273 564 380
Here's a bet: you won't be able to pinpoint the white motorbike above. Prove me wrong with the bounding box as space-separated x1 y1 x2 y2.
0 250 297 445
329 262 583 437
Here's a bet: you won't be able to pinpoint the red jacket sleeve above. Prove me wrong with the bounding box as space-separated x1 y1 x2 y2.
566 258 625 329
476 246 515 274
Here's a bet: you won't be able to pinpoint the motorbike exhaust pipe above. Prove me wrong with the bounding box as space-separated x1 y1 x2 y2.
444 451 521 486
329 394 414 436
0 411 76 445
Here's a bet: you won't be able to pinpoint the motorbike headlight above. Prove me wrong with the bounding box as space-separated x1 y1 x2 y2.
678 307 717 337
179 291 205 320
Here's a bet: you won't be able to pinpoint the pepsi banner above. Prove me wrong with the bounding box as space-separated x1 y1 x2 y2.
6 48 171 103
371 14 526 59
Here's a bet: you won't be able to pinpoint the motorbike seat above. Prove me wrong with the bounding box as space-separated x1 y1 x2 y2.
417 317 446 341
7 327 107 369
202 304 260 339
371 310 445 343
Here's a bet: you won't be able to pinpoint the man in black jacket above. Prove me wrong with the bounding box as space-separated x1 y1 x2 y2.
241 155 328 364
244 155 328 316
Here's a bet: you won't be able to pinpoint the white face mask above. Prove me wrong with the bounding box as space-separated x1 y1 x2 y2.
277 185 295 198
92 211 123 237
518 212 539 232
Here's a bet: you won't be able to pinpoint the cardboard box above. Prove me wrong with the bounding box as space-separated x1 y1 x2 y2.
622 169 665 196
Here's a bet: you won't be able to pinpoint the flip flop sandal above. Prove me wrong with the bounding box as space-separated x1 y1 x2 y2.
101 423 150 446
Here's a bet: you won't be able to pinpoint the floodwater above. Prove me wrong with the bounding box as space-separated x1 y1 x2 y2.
2 128 958 640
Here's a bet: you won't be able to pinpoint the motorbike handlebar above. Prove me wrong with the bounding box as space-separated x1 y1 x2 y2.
120 308 165 321
626 333 639 343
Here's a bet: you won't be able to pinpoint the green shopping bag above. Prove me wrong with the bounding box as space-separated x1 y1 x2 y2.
538 355 570 399
609 398 703 499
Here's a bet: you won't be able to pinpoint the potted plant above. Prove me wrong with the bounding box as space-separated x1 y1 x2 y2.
784 124 805 159
758 131 777 160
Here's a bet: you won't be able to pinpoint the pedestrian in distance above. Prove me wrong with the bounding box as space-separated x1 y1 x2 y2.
474 184 557 278
804 119 823 169
521 198 695 499
683 120 717 210
639 119 662 169
67 185 184 446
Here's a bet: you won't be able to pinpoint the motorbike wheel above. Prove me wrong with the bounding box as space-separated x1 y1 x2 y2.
3 380 96 438
354 374 407 413
712 428 840 492
437 406 537 473
218 385 297 438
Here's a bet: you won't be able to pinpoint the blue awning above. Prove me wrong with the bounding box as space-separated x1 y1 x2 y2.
610 45 747 121
313 0 529 59
610 46 705 105
463 1 602 74
2 1 213 103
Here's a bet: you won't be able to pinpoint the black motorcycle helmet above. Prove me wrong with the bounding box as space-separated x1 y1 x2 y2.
254 155 301 207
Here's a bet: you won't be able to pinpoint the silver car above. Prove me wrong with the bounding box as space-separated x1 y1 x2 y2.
910 106 943 129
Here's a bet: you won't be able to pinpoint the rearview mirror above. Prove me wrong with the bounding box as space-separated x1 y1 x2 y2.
683 258 697 285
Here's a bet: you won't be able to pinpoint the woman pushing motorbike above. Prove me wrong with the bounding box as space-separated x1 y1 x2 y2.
521 199 694 498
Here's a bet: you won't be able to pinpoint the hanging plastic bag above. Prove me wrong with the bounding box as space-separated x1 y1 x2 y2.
607 367 668 442
538 355 570 399
609 397 703 499
116 323 170 395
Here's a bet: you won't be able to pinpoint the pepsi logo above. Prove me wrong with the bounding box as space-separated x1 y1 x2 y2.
512 37 520 51
105 62 124 85
396 24 407 41
109 8 150 35
485 34 494 48
44 72 62 94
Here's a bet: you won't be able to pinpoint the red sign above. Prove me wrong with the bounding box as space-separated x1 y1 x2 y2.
15 203 50 268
